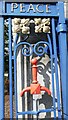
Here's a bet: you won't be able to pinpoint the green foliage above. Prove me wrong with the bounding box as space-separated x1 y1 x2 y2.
4 23 9 75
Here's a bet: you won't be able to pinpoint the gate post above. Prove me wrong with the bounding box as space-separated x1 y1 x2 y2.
0 17 4 119
57 2 68 119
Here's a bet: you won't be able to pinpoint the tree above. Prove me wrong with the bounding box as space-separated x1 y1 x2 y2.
4 21 9 94
4 22 9 77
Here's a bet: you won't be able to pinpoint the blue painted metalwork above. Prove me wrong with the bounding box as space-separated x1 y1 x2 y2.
15 41 49 56
56 23 66 33
14 33 58 118
58 32 67 119
0 2 59 17
14 41 18 119
57 2 68 119
0 17 4 120
21 42 33 56
9 18 13 118
52 18 61 118
17 108 54 115
58 30 68 119
14 33 19 47
0 1 67 119
34 41 49 56
47 34 56 118
57 2 65 24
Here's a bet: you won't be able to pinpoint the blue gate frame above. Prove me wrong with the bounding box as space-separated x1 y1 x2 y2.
0 1 68 119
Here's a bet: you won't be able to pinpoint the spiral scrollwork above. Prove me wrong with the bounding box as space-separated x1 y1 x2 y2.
16 41 49 57
34 41 49 56
22 42 33 56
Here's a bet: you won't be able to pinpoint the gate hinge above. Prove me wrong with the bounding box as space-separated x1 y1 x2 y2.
56 23 66 33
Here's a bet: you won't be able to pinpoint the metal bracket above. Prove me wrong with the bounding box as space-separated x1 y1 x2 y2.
56 23 67 33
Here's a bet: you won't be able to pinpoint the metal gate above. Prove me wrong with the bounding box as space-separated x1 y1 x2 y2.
0 1 67 119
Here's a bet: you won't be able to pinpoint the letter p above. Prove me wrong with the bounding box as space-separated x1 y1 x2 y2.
11 3 18 12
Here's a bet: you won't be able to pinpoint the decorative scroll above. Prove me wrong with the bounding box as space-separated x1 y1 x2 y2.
22 42 33 56
34 41 49 56
15 41 49 56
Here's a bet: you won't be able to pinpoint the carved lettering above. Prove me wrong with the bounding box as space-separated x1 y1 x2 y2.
36 4 44 13
11 3 51 14
27 4 36 13
20 4 26 13
46 4 51 13
11 3 18 12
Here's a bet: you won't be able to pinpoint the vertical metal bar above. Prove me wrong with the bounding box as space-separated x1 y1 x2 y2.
52 18 61 118
24 55 28 119
14 34 19 119
57 2 65 24
14 48 18 119
9 18 13 118
17 36 23 119
48 34 56 118
14 47 18 119
0 17 4 119
58 32 67 119
58 2 68 119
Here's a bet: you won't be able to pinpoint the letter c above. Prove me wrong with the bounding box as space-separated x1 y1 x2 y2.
36 4 44 13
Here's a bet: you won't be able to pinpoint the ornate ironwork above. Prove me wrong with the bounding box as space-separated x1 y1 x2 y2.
15 41 50 56
21 42 33 56
34 41 49 56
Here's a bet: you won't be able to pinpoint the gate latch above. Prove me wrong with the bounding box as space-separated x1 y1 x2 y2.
20 58 51 97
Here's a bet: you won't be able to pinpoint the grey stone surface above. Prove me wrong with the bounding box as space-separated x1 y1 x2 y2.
65 2 68 18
